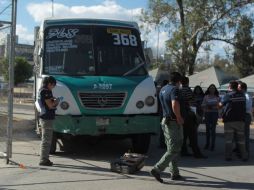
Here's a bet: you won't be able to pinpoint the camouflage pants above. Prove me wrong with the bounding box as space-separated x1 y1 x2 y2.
39 119 53 161
155 118 183 175
224 121 247 160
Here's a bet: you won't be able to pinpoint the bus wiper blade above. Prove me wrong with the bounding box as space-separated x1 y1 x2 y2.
123 62 146 76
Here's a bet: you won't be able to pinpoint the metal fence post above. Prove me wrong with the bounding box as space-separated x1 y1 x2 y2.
6 0 17 164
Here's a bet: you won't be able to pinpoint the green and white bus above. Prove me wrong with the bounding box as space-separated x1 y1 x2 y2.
34 18 160 153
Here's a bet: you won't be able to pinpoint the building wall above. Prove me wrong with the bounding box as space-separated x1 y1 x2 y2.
0 34 34 63
15 44 34 61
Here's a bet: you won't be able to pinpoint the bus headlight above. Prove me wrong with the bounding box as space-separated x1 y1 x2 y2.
136 101 144 109
145 96 155 106
60 101 69 110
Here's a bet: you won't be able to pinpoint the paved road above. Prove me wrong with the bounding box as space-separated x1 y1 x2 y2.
0 104 253 190
0 124 253 190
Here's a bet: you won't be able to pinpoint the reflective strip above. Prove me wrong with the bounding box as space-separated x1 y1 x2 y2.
231 97 245 102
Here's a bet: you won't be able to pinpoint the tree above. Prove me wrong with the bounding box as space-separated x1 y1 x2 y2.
212 54 239 76
233 16 254 77
14 57 33 85
194 63 210 73
0 58 9 81
213 54 230 69
0 57 33 85
141 0 253 75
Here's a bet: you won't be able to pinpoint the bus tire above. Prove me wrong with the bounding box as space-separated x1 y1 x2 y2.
132 134 151 154
50 132 57 154
60 135 74 153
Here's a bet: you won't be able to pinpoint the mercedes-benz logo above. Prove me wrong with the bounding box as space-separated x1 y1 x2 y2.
97 96 108 106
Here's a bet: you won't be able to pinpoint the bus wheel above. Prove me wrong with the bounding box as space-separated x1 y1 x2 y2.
60 135 74 153
49 132 57 154
132 134 151 154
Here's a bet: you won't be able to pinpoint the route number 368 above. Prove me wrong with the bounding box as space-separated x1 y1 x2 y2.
112 33 138 46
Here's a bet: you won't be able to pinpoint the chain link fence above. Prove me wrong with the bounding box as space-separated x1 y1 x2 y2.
0 82 35 162
0 1 12 160
0 84 8 158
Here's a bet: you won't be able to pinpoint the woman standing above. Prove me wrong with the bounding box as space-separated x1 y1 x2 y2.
193 86 205 124
38 76 59 166
202 84 220 151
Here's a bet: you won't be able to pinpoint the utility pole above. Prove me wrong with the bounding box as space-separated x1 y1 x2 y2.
6 0 17 164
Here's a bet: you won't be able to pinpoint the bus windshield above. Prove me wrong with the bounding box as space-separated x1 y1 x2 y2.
43 25 147 76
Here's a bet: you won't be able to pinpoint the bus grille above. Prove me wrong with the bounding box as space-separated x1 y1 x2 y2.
79 92 127 109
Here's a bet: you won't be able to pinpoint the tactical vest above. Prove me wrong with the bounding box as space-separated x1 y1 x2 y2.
222 91 246 122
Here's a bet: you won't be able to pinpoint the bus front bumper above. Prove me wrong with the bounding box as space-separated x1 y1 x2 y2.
53 115 160 136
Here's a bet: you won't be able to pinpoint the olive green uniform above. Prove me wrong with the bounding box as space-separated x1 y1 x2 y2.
155 118 183 175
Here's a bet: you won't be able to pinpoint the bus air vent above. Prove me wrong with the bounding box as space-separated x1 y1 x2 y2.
79 92 127 109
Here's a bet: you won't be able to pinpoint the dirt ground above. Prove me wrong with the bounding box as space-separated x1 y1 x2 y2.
0 115 35 140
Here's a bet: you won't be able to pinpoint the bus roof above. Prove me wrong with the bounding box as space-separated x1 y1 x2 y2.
42 18 140 30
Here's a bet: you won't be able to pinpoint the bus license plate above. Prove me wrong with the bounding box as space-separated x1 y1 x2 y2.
96 118 110 126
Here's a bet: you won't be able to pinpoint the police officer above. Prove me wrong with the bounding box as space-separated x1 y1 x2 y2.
150 72 184 183
38 76 59 166
220 81 247 161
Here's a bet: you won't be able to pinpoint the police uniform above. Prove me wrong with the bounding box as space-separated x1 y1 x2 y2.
153 84 183 176
222 90 247 160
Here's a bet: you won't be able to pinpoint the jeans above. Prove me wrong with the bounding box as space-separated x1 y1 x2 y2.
40 119 53 161
204 112 218 149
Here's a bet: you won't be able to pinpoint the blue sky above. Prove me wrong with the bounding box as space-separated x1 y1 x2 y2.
16 0 148 36
0 1 151 44
1 0 253 60
0 0 223 59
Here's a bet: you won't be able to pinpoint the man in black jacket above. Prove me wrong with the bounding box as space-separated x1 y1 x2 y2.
220 81 247 161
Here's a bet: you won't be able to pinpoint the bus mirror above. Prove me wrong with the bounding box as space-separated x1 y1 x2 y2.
38 48 44 57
